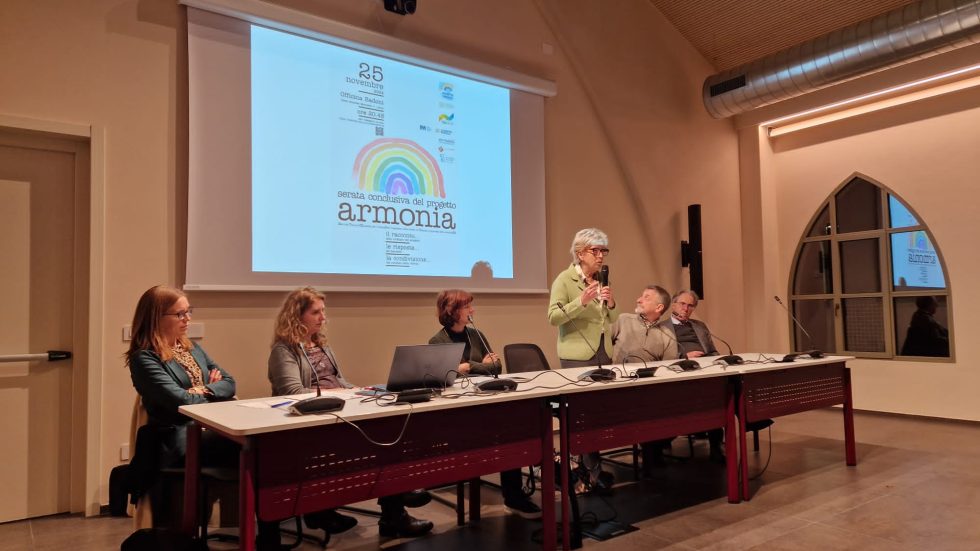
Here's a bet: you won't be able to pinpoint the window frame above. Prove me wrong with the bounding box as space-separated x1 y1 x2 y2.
788 173 954 361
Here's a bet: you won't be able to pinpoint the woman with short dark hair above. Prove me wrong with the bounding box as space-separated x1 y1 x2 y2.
428 290 542 519
428 289 498 375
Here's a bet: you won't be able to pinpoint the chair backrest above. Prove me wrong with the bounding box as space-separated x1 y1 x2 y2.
503 343 551 374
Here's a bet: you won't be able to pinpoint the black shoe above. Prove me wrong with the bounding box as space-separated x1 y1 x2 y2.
305 509 358 534
709 447 726 465
256 520 290 551
591 470 615 495
504 497 542 520
402 489 432 508
378 511 434 538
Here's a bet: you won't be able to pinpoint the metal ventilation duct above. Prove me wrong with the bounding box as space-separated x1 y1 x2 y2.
702 0 980 118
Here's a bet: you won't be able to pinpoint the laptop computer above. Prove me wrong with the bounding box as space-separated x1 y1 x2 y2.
382 343 465 392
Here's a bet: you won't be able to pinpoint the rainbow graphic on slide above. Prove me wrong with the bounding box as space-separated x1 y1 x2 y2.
353 138 445 198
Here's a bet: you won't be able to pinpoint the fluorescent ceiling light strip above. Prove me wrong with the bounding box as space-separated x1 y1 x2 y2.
768 73 980 137
761 62 980 133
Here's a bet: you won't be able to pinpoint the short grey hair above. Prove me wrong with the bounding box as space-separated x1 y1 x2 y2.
569 228 609 264
646 285 671 308
672 289 700 305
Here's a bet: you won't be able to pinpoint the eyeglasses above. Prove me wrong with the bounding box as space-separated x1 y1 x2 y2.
163 307 194 321
586 247 610 257
674 301 697 310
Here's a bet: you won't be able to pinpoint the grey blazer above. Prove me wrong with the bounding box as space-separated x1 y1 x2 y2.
655 318 719 358
268 341 353 396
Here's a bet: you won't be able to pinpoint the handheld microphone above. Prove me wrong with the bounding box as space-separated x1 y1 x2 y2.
555 302 616 381
598 265 610 306
709 332 743 365
773 296 824 359
466 315 517 392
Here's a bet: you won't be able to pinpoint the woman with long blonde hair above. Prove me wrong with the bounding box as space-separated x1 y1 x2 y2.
267 287 433 539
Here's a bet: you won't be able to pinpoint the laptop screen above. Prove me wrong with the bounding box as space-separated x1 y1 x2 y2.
385 343 465 392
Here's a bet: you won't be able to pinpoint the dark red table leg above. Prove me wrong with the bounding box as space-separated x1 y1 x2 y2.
843 368 857 466
239 439 256 551
725 380 739 503
558 398 571 551
182 421 201 537
540 399 556 551
456 482 465 526
738 381 751 501
469 477 481 523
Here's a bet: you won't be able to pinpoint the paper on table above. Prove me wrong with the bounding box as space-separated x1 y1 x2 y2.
237 399 297 409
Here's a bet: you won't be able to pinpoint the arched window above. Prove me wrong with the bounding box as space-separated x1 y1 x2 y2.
789 175 952 360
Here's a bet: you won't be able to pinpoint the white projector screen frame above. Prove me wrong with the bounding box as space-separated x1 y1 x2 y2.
183 1 554 293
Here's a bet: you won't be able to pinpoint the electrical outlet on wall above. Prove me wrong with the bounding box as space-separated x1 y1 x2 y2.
120 443 130 461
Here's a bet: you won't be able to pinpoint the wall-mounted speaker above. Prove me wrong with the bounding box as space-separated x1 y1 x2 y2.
679 204 703 299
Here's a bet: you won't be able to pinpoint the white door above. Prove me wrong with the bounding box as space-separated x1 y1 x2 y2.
0 134 79 522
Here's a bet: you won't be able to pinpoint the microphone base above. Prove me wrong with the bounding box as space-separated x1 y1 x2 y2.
395 389 434 403
477 378 517 392
800 349 824 359
717 354 744 365
672 360 701 371
635 367 658 378
289 396 345 415
579 368 617 381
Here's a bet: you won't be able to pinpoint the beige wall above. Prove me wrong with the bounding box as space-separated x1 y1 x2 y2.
0 0 740 507
739 60 980 421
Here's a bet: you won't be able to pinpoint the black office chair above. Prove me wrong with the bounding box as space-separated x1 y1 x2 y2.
502 343 551 373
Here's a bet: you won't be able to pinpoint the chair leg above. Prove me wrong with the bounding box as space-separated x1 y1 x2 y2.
753 430 760 452
632 444 640 480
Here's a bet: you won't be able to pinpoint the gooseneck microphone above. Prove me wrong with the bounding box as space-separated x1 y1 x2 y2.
556 302 616 381
466 315 517 392
289 344 344 415
773 296 824 359
466 315 502 377
710 332 744 365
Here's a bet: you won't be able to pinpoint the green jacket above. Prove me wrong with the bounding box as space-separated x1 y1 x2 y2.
548 263 620 361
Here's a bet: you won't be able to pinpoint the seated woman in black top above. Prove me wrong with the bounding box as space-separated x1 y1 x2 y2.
428 289 542 519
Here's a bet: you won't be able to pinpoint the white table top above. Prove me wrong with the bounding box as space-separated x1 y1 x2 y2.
178 353 852 437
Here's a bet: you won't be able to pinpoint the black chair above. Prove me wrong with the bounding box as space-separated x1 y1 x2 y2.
128 425 239 541
502 343 552 373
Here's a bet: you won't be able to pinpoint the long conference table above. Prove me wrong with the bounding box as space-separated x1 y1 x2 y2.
178 354 855 551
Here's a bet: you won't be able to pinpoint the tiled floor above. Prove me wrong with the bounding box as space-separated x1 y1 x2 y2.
4 408 980 550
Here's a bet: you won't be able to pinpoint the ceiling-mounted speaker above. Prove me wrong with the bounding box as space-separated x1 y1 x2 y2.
384 0 417 15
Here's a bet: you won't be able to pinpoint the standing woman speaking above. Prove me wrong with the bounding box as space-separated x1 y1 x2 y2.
547 228 620 493
547 228 619 368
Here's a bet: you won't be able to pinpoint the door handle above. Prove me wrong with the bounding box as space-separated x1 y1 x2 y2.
0 350 72 363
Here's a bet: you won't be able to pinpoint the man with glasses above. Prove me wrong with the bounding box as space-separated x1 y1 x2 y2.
660 290 718 359
656 290 725 463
